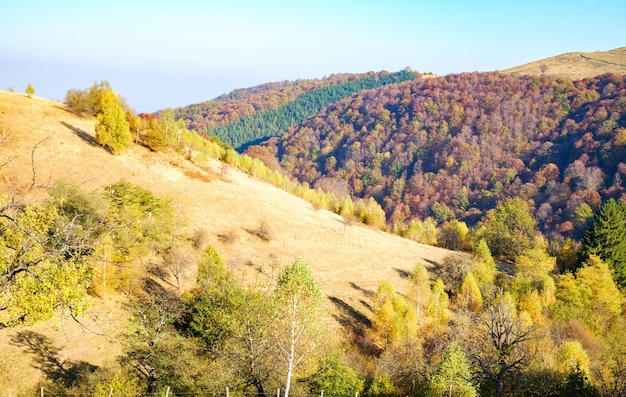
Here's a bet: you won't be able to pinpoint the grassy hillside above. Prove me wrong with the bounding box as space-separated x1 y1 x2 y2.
501 46 626 79
0 90 456 393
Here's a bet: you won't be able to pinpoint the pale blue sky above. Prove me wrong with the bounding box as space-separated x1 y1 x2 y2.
2 0 624 112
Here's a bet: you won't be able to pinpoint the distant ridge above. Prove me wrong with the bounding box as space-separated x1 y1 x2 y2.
501 47 626 79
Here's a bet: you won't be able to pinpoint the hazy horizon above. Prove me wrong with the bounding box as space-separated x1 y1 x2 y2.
2 0 625 112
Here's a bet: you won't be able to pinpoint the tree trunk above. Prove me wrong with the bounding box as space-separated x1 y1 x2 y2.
495 373 505 397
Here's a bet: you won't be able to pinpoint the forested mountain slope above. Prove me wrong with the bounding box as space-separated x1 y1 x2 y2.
263 72 626 239
174 70 416 150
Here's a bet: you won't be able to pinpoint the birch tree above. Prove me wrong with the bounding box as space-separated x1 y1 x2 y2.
273 259 323 397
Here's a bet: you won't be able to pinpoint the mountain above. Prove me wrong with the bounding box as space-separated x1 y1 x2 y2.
261 72 626 240
501 47 626 79
0 90 455 393
174 70 417 150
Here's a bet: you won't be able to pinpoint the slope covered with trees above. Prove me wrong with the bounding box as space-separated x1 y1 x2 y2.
264 72 626 241
174 70 416 150
2 77 626 396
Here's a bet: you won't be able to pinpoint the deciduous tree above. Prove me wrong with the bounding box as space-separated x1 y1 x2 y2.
96 91 132 154
467 295 537 397
0 195 95 326
481 198 537 261
273 259 324 397
25 83 35 97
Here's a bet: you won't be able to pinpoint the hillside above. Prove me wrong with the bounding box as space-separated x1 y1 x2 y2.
262 72 626 241
502 47 626 79
174 70 416 150
0 90 456 393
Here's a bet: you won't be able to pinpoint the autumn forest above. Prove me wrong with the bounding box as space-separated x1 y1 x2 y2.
2 49 626 397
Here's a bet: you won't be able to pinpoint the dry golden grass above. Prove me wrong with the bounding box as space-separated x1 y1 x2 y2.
501 46 626 79
0 90 457 392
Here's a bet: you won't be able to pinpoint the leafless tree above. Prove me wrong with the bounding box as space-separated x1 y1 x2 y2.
466 296 538 397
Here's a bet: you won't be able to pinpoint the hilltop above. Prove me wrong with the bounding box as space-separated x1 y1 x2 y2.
0 90 455 393
501 46 626 79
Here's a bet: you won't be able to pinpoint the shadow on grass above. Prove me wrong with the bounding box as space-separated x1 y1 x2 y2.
394 267 411 279
329 296 372 329
10 330 98 389
60 121 97 146
349 281 374 298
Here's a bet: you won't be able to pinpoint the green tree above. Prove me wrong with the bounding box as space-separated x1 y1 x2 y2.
366 373 398 397
0 197 95 326
426 342 477 397
472 239 497 296
308 348 363 397
96 181 175 295
273 259 324 397
183 245 242 356
223 289 277 396
119 279 189 394
95 91 132 154
579 198 626 289
25 83 35 97
481 198 537 261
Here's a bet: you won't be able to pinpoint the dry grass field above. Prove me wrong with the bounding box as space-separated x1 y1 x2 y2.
501 46 626 79
0 90 457 394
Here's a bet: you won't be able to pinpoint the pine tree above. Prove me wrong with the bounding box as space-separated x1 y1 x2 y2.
579 199 626 289
427 342 477 397
95 91 132 154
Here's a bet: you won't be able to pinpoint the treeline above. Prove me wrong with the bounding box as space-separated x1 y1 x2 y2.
176 70 417 150
264 72 626 243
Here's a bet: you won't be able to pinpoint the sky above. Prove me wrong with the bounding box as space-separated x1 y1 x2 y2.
2 0 625 112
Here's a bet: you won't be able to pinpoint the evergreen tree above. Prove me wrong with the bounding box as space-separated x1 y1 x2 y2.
426 342 477 397
96 91 132 154
579 199 626 289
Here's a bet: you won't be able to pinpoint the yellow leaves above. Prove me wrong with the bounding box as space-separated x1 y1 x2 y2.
554 255 624 333
458 272 483 313
556 340 591 377
371 281 417 349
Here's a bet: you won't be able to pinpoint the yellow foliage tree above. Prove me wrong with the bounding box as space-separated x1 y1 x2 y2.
371 281 416 349
95 91 132 154
457 272 483 312
556 340 591 378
